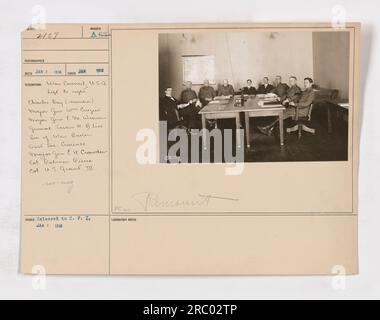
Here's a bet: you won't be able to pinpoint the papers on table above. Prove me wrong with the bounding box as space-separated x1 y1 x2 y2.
209 99 229 105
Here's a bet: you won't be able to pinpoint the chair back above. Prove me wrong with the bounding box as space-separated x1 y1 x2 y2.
159 97 182 129
295 102 314 121
159 97 167 121
330 89 339 101
307 103 313 121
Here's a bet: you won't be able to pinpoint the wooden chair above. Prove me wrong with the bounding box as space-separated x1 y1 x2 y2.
286 103 315 139
159 97 188 131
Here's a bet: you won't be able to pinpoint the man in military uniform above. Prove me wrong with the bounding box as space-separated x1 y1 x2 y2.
258 77 314 136
180 81 198 104
271 75 289 98
198 79 216 106
280 76 301 104
218 79 235 97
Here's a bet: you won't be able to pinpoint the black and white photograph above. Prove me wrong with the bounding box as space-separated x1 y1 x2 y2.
159 30 351 163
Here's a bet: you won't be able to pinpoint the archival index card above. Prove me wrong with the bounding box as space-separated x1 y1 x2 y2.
21 23 360 275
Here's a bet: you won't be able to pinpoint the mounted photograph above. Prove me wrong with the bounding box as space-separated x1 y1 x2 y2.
159 30 351 163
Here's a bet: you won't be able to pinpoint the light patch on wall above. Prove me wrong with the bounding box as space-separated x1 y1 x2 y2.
182 55 215 85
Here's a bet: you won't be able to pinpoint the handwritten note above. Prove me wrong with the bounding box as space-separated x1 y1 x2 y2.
22 27 110 214
26 79 108 180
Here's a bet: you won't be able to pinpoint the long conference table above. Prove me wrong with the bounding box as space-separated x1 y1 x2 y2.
198 95 285 149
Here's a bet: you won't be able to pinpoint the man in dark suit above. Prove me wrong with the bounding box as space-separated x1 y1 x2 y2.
258 77 313 136
241 79 257 95
257 77 274 94
271 75 289 98
160 87 200 129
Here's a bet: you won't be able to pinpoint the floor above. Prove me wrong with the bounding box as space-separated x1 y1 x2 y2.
244 114 348 162
163 105 349 163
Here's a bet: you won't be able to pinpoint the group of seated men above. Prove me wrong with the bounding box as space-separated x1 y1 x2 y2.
160 76 315 136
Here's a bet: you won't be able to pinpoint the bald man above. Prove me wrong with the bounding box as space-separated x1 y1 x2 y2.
181 81 198 104
198 79 216 106
218 79 235 97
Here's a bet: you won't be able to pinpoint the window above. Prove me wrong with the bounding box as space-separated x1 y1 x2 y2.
182 55 215 85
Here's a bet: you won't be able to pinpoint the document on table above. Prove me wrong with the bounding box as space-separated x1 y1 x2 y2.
21 23 361 275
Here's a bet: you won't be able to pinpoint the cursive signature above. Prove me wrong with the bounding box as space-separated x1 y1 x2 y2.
130 192 239 212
